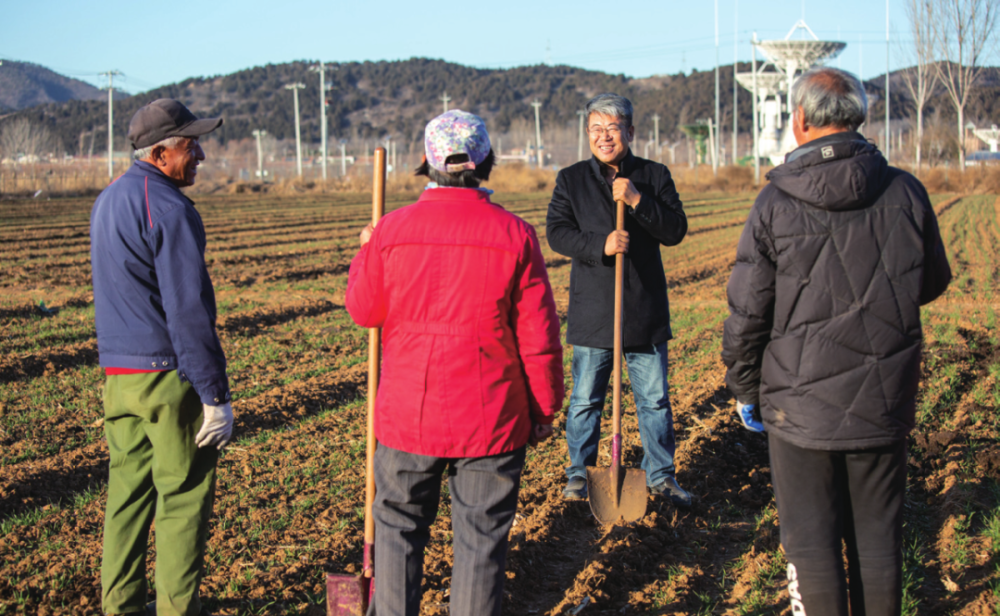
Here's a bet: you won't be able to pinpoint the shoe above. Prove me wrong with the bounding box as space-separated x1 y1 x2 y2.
650 476 692 508
562 476 588 501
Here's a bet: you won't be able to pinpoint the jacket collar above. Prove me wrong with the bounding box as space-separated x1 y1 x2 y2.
783 131 864 164
133 160 170 181
767 131 888 211
130 160 194 203
588 148 637 179
416 186 494 204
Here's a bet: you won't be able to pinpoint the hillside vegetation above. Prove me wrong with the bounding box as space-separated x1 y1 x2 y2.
6 58 1000 156
0 61 128 114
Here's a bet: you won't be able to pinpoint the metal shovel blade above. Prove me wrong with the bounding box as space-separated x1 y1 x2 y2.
326 573 371 616
586 465 647 525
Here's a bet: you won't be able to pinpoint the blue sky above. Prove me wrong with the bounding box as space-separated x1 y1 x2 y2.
2 0 989 94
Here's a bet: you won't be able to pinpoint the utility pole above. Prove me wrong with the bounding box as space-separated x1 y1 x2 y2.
652 113 660 162
252 129 267 183
99 70 122 180
733 0 739 164
531 100 543 168
859 33 864 88
309 62 331 181
284 83 306 177
884 0 890 164
340 139 347 176
577 109 586 161
713 0 720 176
752 32 760 185
707 118 718 171
441 91 451 114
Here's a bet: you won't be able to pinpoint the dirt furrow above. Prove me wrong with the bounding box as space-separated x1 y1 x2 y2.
0 339 98 384
935 195 964 217
687 217 747 237
0 364 367 521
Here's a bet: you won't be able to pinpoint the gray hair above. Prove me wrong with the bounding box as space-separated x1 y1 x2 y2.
585 93 633 128
134 136 185 160
791 67 868 131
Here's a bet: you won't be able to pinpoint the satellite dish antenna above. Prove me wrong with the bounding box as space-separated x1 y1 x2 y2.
736 20 847 165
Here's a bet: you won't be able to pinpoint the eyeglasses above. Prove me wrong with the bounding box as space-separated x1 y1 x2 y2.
588 125 626 138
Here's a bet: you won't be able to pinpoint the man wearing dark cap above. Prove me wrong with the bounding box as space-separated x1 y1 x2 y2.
91 99 231 616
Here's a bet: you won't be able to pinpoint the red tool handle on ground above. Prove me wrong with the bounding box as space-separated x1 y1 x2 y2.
363 147 386 579
611 199 625 508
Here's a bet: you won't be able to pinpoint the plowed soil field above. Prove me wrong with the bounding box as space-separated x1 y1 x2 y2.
1 189 999 615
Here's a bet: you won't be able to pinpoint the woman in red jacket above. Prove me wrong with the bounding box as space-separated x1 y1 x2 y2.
346 110 564 616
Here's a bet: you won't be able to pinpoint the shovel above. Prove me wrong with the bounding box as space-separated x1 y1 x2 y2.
327 147 387 615
586 199 648 525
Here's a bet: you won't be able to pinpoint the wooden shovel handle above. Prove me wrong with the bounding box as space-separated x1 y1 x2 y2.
612 200 625 451
364 147 387 576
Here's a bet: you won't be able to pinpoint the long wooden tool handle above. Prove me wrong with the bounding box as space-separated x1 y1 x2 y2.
611 200 625 506
363 147 387 578
612 200 625 448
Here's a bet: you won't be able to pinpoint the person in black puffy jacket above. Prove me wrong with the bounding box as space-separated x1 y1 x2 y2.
722 67 951 616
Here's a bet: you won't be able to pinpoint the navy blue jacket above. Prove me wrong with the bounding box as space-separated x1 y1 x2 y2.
90 161 230 406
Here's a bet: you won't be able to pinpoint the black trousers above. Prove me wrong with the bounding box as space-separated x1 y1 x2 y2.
769 434 907 616
367 444 526 616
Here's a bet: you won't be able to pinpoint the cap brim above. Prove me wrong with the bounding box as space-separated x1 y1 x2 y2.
172 117 223 138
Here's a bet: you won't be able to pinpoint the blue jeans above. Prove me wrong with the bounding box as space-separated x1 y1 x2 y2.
565 341 676 486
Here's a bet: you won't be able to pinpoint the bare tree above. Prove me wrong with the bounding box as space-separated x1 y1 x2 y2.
0 117 60 162
901 0 939 172
930 0 1000 168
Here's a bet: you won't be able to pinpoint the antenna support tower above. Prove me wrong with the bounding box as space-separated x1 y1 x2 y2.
736 20 846 165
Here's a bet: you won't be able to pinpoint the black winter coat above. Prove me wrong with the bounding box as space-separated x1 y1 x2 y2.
547 152 687 348
722 132 951 450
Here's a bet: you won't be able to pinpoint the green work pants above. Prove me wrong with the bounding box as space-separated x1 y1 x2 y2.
101 371 218 616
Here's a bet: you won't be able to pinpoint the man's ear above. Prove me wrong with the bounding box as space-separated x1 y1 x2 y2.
149 145 166 165
626 124 635 143
794 106 808 131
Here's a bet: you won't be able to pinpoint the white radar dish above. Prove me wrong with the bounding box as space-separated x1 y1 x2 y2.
736 72 787 98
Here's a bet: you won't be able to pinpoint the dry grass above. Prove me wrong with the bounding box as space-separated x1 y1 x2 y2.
5 160 1000 199
913 165 1000 194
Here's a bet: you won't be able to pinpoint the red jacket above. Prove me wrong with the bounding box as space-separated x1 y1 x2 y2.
347 187 564 457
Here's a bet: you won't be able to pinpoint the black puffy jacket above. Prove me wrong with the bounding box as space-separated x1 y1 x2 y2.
722 132 951 450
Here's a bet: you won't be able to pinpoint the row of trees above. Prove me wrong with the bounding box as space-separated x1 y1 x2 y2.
901 0 999 168
0 117 62 162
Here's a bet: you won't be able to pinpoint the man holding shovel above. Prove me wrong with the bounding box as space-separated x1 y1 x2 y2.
547 93 690 507
346 110 564 616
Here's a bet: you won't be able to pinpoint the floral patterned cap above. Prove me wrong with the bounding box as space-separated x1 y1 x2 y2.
424 110 491 173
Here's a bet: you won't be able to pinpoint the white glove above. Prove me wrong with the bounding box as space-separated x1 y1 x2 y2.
196 402 233 449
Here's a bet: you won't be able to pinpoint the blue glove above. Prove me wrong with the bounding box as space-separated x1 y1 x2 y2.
736 402 765 433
